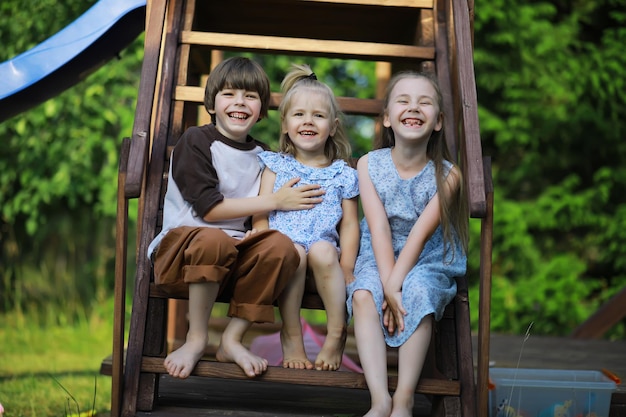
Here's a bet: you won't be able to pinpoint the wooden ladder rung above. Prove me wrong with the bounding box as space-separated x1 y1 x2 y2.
149 283 326 310
301 0 433 8
140 357 461 395
174 86 383 116
181 31 435 62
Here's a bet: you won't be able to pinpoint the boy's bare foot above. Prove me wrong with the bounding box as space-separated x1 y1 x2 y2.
163 337 206 379
216 338 268 377
314 326 347 371
280 329 313 369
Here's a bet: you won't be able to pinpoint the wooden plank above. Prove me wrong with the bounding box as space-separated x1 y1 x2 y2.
476 158 494 417
434 0 458 162
454 276 477 417
300 0 433 7
138 376 432 416
181 31 435 62
141 357 461 395
571 286 626 339
452 0 485 218
174 86 383 116
150 282 326 311
121 0 184 416
125 0 167 199
111 138 131 417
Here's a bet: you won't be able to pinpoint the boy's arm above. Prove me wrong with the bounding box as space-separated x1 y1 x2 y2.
202 177 324 222
338 196 360 285
251 167 275 231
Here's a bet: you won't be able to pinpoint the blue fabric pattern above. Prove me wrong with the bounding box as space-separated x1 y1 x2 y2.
258 152 359 253
346 148 466 347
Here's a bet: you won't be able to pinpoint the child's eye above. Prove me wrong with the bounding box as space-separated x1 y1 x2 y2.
246 92 260 99
314 113 326 118
420 101 432 106
221 90 234 96
293 112 304 117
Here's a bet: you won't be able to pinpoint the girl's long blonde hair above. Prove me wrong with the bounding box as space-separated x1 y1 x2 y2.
278 64 352 162
377 71 469 258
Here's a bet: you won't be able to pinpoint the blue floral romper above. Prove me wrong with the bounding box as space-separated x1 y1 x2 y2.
258 152 359 253
346 148 466 347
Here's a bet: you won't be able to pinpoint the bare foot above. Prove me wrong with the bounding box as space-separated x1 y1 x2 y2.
163 337 206 379
216 338 268 377
364 395 392 417
314 326 347 371
280 329 313 370
390 392 414 417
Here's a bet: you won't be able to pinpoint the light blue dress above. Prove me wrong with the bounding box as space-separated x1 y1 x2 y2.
258 152 359 253
346 148 466 347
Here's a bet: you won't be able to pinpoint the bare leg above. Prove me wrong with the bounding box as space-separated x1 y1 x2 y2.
308 241 347 371
216 316 269 377
390 315 432 417
164 281 218 379
353 289 392 417
277 244 313 369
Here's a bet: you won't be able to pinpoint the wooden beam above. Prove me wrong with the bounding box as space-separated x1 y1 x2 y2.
174 86 383 116
571 286 626 339
181 31 435 62
299 0 433 7
141 357 461 395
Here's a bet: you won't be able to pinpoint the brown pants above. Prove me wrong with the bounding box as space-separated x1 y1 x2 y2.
153 226 299 323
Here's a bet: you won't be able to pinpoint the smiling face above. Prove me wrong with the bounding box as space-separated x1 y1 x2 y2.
383 76 442 145
282 89 337 159
209 88 263 142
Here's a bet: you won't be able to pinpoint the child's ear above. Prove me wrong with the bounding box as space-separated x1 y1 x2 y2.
434 112 443 132
383 113 391 128
330 118 339 136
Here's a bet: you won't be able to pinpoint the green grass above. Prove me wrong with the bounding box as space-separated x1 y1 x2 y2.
0 302 116 417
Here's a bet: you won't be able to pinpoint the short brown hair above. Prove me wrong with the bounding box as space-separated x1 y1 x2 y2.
203 57 271 121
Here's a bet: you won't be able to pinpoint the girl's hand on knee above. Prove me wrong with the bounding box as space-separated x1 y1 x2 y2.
385 291 407 334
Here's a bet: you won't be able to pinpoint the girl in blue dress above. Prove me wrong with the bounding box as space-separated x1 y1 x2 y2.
347 71 469 417
253 64 360 371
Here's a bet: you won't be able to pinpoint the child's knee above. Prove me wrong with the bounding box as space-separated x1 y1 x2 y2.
351 289 374 308
190 230 237 265
308 241 337 266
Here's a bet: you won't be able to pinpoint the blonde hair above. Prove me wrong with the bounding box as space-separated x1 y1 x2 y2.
378 71 469 258
278 64 351 162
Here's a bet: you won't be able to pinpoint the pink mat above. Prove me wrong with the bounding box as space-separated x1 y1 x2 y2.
250 318 363 373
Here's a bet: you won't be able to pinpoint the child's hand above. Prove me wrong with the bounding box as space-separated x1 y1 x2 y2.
244 228 259 238
343 270 356 285
383 291 407 335
274 177 324 210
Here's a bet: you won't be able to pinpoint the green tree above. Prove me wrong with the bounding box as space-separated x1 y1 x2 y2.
0 0 143 321
470 0 626 338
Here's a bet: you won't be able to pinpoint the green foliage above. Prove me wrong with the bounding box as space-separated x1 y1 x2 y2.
469 0 626 338
0 1 143 320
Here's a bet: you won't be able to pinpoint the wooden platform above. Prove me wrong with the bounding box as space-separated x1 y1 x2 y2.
102 329 626 416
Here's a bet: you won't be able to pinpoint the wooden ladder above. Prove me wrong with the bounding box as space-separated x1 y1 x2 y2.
107 0 493 416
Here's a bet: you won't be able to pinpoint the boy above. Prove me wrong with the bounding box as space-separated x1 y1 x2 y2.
147 57 323 379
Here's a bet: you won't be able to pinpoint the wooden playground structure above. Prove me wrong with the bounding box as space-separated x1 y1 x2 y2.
105 0 496 416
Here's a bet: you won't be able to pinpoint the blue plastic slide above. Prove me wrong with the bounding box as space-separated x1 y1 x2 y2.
0 0 146 123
